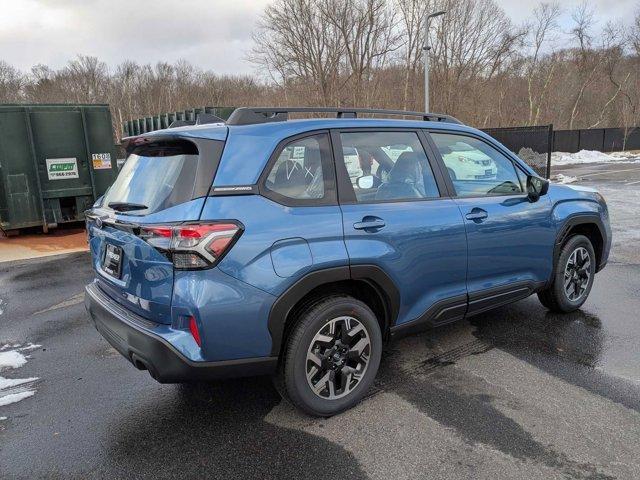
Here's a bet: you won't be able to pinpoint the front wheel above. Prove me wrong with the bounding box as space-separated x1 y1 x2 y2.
282 295 382 417
538 235 596 313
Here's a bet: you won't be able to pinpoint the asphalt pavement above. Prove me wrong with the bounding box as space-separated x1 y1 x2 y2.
1 163 640 479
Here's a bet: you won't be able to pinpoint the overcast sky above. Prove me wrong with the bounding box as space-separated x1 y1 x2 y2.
0 0 637 75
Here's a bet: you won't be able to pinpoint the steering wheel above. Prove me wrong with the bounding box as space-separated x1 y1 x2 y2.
487 181 519 195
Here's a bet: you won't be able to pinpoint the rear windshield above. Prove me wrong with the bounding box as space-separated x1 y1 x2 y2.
103 140 200 215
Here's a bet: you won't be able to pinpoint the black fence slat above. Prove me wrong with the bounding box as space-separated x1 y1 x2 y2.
579 129 605 151
622 127 640 150
553 130 580 153
603 128 625 152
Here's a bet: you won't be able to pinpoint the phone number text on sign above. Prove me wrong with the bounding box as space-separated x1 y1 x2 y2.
46 158 79 180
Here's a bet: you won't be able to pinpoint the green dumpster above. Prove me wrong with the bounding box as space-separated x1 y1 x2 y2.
0 104 118 234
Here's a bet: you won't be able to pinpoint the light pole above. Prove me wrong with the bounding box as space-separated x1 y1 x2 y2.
424 10 446 112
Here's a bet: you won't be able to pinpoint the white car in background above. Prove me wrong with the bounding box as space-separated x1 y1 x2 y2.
343 147 363 183
441 141 498 180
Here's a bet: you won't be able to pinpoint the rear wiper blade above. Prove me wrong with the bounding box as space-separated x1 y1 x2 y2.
108 202 148 212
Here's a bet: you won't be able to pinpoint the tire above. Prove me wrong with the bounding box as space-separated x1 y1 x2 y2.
281 295 382 417
537 235 596 313
447 167 457 180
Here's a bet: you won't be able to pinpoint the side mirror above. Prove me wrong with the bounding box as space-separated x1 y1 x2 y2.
527 175 549 202
357 175 375 189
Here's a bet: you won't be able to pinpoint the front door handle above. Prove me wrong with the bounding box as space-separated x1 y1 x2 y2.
353 217 386 231
465 208 488 222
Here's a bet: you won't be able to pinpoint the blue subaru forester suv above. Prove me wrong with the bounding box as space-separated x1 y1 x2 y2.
85 107 611 416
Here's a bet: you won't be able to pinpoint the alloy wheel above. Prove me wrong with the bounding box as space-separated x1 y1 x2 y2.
564 246 591 301
305 316 371 400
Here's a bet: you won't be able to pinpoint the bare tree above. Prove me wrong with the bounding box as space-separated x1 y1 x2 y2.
631 6 640 55
249 0 344 106
321 0 400 106
524 2 561 126
588 21 627 129
429 0 525 124
395 0 438 110
0 61 25 102
567 1 603 129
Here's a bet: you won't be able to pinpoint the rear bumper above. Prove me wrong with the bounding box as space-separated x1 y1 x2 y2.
84 282 277 383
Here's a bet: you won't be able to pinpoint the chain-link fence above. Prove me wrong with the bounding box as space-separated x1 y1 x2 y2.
482 125 553 178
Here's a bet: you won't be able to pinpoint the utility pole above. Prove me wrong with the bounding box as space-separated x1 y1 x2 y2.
424 10 446 112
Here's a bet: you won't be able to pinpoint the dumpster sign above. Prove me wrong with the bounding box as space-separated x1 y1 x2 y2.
46 158 79 180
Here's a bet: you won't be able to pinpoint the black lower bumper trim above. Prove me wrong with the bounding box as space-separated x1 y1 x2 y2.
84 283 278 383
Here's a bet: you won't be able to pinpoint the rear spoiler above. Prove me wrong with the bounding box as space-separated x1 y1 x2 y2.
120 132 202 154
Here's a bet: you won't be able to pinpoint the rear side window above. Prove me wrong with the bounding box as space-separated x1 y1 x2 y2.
263 133 333 204
338 131 440 203
104 140 203 215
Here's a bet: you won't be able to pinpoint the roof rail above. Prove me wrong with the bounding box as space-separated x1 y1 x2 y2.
226 107 462 126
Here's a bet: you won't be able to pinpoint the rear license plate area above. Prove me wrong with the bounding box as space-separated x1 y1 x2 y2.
102 244 123 279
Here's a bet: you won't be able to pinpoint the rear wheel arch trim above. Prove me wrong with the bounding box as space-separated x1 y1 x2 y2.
267 265 400 357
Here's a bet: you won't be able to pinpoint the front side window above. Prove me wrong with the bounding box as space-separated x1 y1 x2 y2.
430 133 524 197
339 131 440 203
264 134 328 201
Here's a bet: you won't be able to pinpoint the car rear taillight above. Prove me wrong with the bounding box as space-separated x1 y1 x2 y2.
139 222 242 270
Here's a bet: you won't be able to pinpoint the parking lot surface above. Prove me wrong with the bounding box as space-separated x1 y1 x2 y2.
0 227 88 264
1 161 640 479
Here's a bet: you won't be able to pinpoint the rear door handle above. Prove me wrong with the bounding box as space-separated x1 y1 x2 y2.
465 208 488 222
353 217 386 231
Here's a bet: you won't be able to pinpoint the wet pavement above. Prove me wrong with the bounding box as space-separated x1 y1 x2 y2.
0 227 88 264
1 165 640 479
553 160 640 265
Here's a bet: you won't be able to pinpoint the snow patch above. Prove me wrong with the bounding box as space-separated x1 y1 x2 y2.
0 350 27 370
0 376 38 390
552 173 579 184
0 346 40 414
0 391 36 407
552 150 640 166
610 150 640 160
